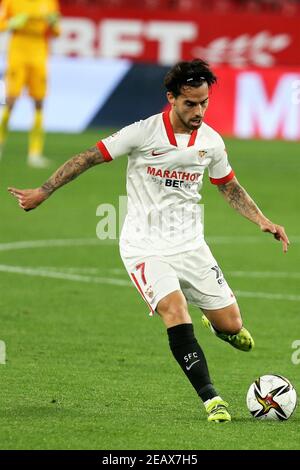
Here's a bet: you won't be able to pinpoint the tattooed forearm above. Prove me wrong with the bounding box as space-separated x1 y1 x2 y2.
218 177 267 225
41 146 105 196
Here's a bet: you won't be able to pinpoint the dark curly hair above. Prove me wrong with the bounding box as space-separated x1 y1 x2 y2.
164 59 217 97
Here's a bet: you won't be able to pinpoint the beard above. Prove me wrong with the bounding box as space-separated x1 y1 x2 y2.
175 109 202 131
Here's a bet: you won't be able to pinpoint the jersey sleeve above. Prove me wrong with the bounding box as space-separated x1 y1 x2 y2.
96 121 145 162
208 137 235 185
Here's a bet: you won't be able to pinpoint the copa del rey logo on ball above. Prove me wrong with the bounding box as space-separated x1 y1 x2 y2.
246 374 297 421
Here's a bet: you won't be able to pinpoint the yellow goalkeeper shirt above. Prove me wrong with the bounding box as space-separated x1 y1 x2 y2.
0 0 60 64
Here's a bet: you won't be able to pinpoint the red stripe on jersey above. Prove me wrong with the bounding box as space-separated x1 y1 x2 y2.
131 272 155 316
162 111 177 146
97 141 112 162
188 129 198 147
163 111 198 147
210 170 235 185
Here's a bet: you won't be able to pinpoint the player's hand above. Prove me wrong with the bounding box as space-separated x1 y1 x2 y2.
8 187 48 212
259 220 290 253
8 13 29 31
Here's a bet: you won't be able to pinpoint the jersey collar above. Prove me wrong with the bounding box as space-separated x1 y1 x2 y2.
162 110 198 147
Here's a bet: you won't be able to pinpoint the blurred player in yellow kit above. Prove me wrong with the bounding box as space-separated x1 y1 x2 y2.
0 0 60 167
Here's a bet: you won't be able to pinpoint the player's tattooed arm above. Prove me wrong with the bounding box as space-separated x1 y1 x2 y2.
41 146 104 196
218 176 290 252
8 146 105 211
218 176 264 224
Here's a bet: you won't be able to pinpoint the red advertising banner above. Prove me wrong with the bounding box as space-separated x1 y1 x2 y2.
58 7 300 67
205 67 300 140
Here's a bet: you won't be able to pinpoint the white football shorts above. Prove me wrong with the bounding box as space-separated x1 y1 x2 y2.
120 241 236 315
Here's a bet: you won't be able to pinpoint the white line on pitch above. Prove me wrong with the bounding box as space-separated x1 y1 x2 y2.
234 290 300 302
0 265 131 287
23 266 106 275
0 236 299 252
0 238 101 252
0 264 300 302
228 271 300 279
13 266 300 280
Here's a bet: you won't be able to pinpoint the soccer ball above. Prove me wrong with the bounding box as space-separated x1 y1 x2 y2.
246 374 297 421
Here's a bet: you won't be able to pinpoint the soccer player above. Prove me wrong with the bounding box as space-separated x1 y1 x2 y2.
8 59 289 423
0 0 60 167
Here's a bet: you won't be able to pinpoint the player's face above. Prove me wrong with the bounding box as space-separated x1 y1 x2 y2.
168 84 209 132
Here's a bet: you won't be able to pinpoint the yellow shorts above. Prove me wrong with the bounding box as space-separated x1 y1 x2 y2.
5 60 47 101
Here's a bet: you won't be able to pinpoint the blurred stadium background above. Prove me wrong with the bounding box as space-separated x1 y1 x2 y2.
1 0 299 134
0 0 300 451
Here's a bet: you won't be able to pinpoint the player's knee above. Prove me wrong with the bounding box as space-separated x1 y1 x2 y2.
34 100 44 111
169 307 190 324
6 97 16 110
157 297 190 325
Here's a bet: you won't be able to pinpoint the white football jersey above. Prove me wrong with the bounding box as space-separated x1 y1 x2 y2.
97 111 234 257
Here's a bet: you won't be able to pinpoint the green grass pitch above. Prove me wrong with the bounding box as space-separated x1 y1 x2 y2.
0 130 299 450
